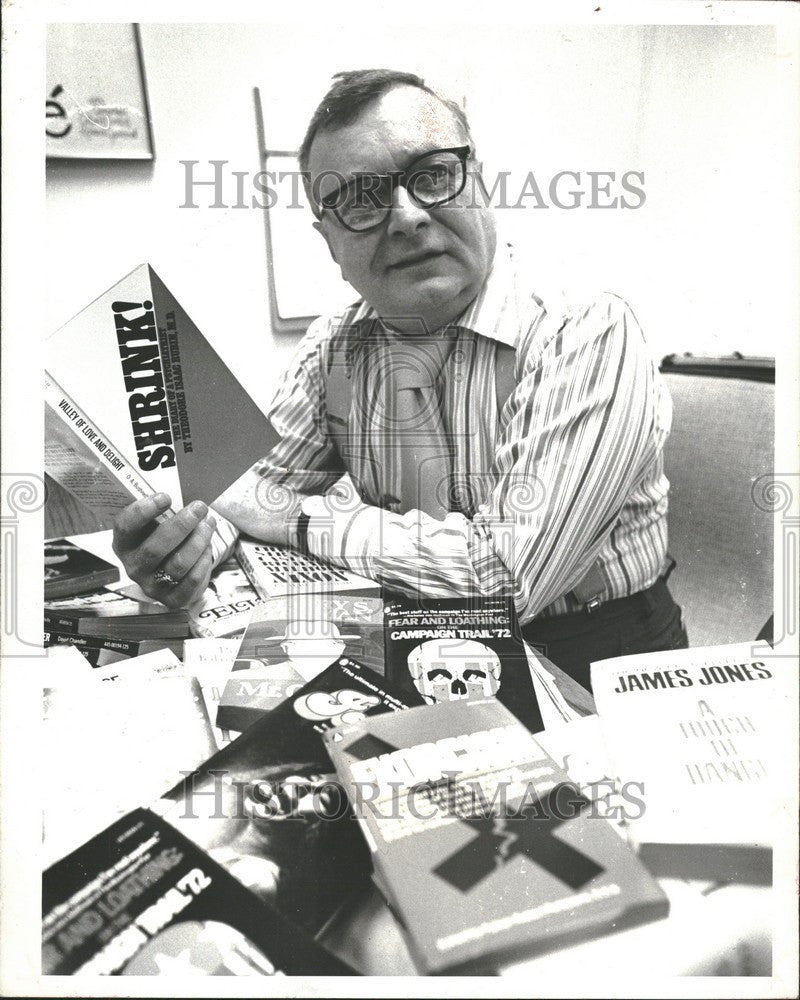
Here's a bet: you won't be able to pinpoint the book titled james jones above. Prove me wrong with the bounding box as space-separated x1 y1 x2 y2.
591 641 786 884
383 595 545 733
323 698 668 973
43 808 354 976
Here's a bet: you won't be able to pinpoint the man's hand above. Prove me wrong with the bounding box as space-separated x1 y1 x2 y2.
213 482 304 549
112 493 217 609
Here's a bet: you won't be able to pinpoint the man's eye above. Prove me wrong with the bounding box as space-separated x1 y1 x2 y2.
413 163 454 191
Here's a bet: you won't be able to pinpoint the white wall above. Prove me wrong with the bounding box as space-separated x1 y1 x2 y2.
46 22 786 412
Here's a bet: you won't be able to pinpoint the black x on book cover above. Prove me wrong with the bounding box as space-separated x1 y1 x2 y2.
323 698 669 973
42 807 355 976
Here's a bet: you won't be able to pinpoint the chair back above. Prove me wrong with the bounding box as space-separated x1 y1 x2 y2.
662 368 774 646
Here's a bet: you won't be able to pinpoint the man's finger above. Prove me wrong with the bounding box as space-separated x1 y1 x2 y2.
158 516 216 583
112 493 173 555
158 548 213 609
125 500 210 579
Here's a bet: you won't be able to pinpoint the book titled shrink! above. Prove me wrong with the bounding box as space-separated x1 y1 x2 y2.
591 641 786 884
383 595 545 733
42 807 354 976
323 698 669 973
164 656 420 937
45 264 279 523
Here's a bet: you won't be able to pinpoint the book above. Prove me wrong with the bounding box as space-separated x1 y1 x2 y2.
44 537 119 598
182 637 242 749
216 589 385 733
43 628 184 667
46 264 279 514
44 369 166 524
163 656 420 936
323 697 669 973
383 595 545 733
45 588 190 640
187 556 263 639
42 654 217 866
236 536 377 599
590 641 785 884
42 808 355 975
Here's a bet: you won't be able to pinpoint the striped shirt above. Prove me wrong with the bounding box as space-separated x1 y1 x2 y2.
216 244 672 625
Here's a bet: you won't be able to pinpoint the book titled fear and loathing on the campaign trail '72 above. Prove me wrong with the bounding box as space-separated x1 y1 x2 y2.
42 807 355 976
45 264 279 520
323 698 669 973
383 594 545 733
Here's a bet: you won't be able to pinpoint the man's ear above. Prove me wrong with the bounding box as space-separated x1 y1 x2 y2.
313 219 340 266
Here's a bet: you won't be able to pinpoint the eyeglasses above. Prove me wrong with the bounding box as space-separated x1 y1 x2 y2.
320 145 471 233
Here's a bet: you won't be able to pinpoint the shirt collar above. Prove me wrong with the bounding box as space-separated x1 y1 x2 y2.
345 242 529 349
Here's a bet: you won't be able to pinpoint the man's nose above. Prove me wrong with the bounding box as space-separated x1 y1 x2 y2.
386 183 431 237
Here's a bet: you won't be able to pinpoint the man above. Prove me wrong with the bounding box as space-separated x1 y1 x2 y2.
113 69 687 689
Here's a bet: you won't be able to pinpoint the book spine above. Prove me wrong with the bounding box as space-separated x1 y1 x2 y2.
43 611 80 635
233 538 270 601
44 570 119 600
43 630 141 656
44 370 173 520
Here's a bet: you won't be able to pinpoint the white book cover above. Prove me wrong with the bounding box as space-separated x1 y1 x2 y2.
235 538 378 599
590 642 790 859
46 264 278 512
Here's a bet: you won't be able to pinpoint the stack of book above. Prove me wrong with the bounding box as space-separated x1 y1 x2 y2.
44 574 190 666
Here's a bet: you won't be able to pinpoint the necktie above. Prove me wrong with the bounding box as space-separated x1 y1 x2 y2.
385 330 457 519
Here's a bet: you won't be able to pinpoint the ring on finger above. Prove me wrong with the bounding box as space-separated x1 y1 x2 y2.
154 568 181 587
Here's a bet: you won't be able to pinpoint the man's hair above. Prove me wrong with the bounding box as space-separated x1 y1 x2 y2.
298 68 472 179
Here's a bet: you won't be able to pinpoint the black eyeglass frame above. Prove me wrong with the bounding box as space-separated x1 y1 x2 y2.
319 145 473 234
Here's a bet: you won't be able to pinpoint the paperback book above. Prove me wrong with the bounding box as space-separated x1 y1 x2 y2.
44 538 119 598
188 556 263 639
46 264 279 516
44 369 164 526
591 641 786 883
45 588 190 640
216 589 385 733
43 808 355 975
164 655 420 935
236 537 377 599
383 595 545 733
323 698 669 973
42 654 217 866
183 637 241 749
43 628 183 667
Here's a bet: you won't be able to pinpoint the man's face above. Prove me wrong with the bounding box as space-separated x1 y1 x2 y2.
309 86 497 335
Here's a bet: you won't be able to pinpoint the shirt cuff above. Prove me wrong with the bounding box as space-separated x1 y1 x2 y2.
301 493 381 577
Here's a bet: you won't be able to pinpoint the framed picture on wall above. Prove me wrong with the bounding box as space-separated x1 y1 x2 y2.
255 87 358 337
46 23 154 160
